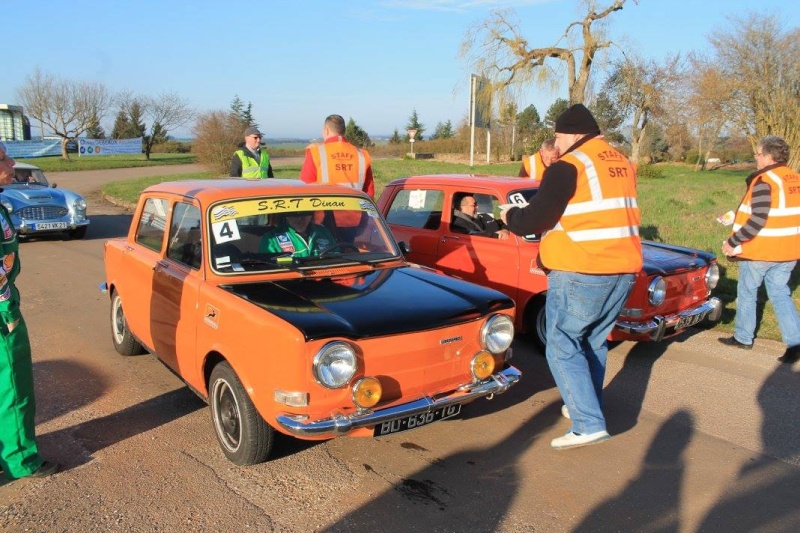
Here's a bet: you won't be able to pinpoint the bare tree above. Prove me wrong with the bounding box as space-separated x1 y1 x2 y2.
685 55 736 170
602 54 683 163
710 13 800 169
141 93 195 160
16 68 111 159
460 0 637 106
193 110 243 175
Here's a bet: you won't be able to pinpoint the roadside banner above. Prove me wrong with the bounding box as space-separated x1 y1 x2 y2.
1 140 62 158
79 137 142 156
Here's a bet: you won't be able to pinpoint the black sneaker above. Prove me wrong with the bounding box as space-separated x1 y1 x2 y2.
778 345 800 364
718 336 753 350
27 461 61 478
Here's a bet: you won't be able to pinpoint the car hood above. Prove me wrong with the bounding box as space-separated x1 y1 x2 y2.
222 266 514 340
1 186 66 204
642 241 716 276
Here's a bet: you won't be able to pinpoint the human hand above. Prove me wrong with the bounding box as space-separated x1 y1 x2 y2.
7 319 19 333
722 241 740 257
496 229 510 240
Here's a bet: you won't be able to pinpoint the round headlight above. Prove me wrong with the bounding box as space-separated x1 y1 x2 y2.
73 197 87 211
471 351 496 380
648 277 667 306
1 200 13 214
480 314 514 354
705 263 720 290
313 342 357 389
352 377 382 409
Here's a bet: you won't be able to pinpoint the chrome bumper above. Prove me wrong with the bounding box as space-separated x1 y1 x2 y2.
615 297 722 342
276 365 521 438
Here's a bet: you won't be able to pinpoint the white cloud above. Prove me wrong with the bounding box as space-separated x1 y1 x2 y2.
380 0 551 13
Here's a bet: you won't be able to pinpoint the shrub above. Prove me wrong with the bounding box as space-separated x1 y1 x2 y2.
151 141 192 154
637 164 665 179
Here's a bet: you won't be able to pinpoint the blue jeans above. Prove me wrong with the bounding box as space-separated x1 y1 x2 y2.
546 270 635 435
734 260 800 347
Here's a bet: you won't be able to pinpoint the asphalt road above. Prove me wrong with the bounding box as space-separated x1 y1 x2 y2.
1 161 798 532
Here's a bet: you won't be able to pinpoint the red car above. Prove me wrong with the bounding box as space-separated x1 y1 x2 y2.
377 174 722 349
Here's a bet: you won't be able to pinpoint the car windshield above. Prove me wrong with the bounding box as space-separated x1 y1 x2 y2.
12 167 49 186
208 194 401 273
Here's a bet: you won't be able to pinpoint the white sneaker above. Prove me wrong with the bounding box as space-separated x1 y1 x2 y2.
551 430 610 450
561 405 571 419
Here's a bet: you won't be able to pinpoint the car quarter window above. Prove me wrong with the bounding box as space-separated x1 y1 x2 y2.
135 197 170 253
385 189 443 230
167 202 203 269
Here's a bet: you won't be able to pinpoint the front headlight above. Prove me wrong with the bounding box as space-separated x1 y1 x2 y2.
648 277 667 306
705 263 720 290
1 200 13 214
73 197 87 211
480 314 514 354
313 342 357 389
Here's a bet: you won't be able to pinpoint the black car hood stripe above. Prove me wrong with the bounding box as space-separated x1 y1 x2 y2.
222 266 513 340
642 241 714 276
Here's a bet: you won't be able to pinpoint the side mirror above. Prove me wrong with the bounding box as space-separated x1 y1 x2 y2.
51 183 58 189
398 241 410 255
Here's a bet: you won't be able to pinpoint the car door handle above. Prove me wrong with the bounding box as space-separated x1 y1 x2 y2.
441 235 461 242
153 260 169 271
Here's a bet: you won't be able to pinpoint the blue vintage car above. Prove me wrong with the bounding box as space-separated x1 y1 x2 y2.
4 162 90 239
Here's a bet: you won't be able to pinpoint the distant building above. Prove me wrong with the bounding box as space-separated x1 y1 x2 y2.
0 104 32 141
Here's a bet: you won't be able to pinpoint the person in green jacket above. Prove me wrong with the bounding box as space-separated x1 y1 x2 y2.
230 126 274 178
259 212 335 257
0 142 60 480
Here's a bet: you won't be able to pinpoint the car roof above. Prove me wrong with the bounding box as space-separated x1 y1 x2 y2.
387 174 539 192
143 178 373 203
12 162 41 171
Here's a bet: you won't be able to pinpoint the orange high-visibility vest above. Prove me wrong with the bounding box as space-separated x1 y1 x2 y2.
307 138 371 192
522 152 547 181
732 165 800 261
540 137 642 274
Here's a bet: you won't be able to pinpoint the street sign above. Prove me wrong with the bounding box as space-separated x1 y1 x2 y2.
407 129 417 141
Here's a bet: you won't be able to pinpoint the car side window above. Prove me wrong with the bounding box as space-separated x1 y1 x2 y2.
385 189 443 230
167 202 203 269
135 197 170 253
451 192 505 237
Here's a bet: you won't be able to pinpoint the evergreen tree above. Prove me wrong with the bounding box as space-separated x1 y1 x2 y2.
544 98 570 128
431 120 454 140
111 110 131 139
345 118 372 149
516 104 541 136
405 109 425 141
230 95 256 130
127 101 147 138
86 113 106 139
388 128 403 145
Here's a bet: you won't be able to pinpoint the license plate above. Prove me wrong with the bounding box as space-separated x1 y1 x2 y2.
35 222 68 230
374 404 462 436
676 311 706 330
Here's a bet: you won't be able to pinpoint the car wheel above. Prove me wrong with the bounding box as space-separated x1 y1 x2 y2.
68 226 88 240
525 294 547 354
209 361 274 465
110 290 146 356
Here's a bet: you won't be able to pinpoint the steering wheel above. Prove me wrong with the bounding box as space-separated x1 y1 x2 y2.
317 243 360 259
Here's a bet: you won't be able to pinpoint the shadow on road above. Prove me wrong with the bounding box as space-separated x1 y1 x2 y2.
83 214 133 240
574 410 694 532
698 363 800 530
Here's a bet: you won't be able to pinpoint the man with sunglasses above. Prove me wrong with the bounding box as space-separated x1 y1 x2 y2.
231 126 274 178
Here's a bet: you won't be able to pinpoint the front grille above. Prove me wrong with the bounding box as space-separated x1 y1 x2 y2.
18 206 68 221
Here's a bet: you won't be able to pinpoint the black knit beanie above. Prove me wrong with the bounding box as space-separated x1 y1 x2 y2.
554 104 601 135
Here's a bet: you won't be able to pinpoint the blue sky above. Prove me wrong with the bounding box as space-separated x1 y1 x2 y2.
3 0 797 139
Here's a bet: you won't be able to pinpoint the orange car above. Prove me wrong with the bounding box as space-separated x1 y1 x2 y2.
377 174 722 350
101 179 520 465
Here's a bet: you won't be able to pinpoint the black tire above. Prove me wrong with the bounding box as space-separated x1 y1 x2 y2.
110 290 146 356
68 226 88 240
209 362 274 465
525 294 547 354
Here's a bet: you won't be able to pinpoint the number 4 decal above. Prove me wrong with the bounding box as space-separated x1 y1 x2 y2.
211 220 241 243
